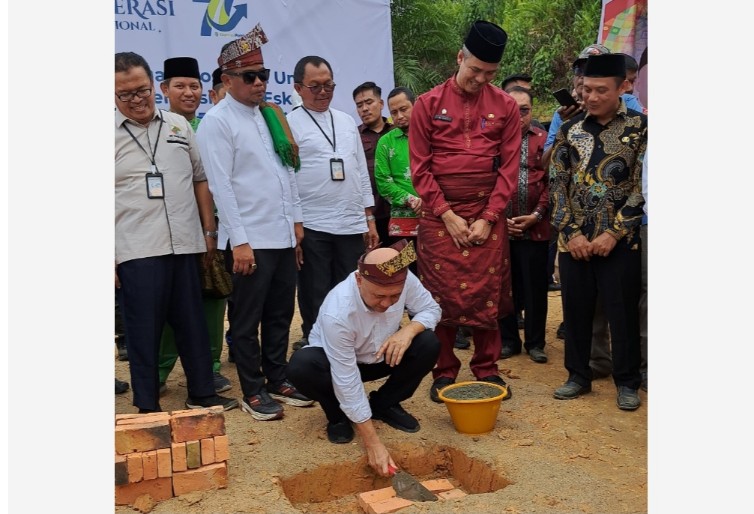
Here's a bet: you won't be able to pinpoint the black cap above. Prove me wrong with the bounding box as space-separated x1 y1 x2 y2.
583 54 626 78
163 57 200 80
212 67 223 88
501 73 532 89
464 20 507 64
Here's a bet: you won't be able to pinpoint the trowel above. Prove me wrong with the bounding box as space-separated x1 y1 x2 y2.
387 465 438 502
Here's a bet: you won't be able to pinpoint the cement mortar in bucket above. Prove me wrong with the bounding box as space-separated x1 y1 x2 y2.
438 381 507 434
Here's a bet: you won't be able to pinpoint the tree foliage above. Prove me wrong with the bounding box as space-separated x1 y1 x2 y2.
390 0 602 119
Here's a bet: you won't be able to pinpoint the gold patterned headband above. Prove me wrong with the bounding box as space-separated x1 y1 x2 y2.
358 240 416 285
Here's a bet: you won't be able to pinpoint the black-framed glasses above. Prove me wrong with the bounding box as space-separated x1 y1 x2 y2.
116 88 152 102
225 68 270 84
298 83 336 94
519 107 532 115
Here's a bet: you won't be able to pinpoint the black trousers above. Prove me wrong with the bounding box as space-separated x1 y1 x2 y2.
559 244 642 389
499 239 549 351
297 228 365 338
117 254 215 410
224 247 297 398
286 330 440 424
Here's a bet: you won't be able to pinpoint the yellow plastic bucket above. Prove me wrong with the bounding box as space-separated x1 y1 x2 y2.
438 381 507 434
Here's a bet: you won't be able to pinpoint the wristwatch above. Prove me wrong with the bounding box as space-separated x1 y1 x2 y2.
204 230 218 239
532 211 543 222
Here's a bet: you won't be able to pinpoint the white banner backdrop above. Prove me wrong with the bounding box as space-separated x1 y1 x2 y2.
115 0 394 120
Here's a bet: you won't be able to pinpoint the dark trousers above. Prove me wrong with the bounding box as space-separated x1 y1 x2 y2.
117 254 214 410
224 247 297 398
559 244 642 389
500 239 549 351
297 229 365 338
287 330 440 424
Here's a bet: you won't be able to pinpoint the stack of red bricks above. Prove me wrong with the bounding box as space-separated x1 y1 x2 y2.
357 478 467 514
115 406 229 506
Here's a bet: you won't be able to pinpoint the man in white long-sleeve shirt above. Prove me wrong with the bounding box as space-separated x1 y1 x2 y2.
196 24 313 422
287 239 440 477
287 55 380 352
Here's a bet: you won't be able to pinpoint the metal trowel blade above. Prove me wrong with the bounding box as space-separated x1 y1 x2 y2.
391 470 438 502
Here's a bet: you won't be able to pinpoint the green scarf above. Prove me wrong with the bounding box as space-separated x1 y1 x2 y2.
259 101 301 171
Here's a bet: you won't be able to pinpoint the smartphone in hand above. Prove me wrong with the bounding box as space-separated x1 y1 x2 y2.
552 88 579 108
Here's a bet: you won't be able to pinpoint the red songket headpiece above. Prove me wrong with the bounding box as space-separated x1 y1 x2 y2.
218 23 268 71
358 239 416 286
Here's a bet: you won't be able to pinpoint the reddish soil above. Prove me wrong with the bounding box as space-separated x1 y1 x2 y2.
115 290 647 514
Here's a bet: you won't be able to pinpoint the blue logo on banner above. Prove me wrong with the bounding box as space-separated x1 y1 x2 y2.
193 0 248 36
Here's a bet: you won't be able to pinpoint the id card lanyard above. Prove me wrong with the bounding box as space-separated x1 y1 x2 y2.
302 107 345 180
123 111 165 198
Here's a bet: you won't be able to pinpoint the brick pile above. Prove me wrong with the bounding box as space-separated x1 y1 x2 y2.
114 406 229 506
357 478 467 514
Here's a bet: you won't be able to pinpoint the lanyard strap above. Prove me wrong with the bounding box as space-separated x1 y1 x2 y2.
302 107 336 152
122 111 163 168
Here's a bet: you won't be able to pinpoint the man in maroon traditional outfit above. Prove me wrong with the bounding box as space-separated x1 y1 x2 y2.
409 20 521 402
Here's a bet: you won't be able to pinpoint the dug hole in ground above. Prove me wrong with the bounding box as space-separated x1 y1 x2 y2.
115 289 647 514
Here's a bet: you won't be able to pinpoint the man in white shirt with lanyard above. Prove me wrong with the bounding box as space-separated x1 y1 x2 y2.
196 25 313 421
287 55 380 352
287 239 440 477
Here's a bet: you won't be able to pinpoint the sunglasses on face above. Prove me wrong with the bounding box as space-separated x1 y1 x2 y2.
298 83 336 95
226 68 270 84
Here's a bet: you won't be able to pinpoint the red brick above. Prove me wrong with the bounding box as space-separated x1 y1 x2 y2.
142 450 158 481
186 440 201 469
200 438 215 465
358 486 396 513
438 488 467 500
214 434 229 462
115 454 128 486
171 442 187 472
156 448 172 478
172 462 228 496
115 421 172 454
126 453 143 483
421 478 455 493
367 496 414 514
115 477 173 505
116 413 170 426
170 408 226 443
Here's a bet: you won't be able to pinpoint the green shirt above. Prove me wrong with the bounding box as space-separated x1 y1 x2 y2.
374 128 418 219
189 116 201 132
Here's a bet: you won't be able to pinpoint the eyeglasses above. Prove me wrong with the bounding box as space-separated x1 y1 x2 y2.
225 68 270 84
116 88 152 102
298 83 336 94
519 107 532 115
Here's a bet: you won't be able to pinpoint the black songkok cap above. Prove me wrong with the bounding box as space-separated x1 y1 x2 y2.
212 67 223 88
464 20 507 64
583 54 626 78
163 57 200 80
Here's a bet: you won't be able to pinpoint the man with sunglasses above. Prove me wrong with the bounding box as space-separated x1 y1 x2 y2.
287 55 379 353
196 25 313 421
114 51 238 414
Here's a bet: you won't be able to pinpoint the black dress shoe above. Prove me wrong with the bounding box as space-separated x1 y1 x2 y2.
115 378 130 395
556 322 566 340
527 347 548 363
327 420 354 444
430 377 455 403
500 346 521 359
371 403 420 433
454 329 470 349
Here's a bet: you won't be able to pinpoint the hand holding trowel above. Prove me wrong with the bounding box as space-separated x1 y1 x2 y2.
387 464 438 502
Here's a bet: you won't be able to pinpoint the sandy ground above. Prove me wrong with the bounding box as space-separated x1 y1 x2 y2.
115 289 647 514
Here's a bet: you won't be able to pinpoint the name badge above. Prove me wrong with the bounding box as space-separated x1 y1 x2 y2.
146 172 165 199
433 114 453 122
330 158 345 181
